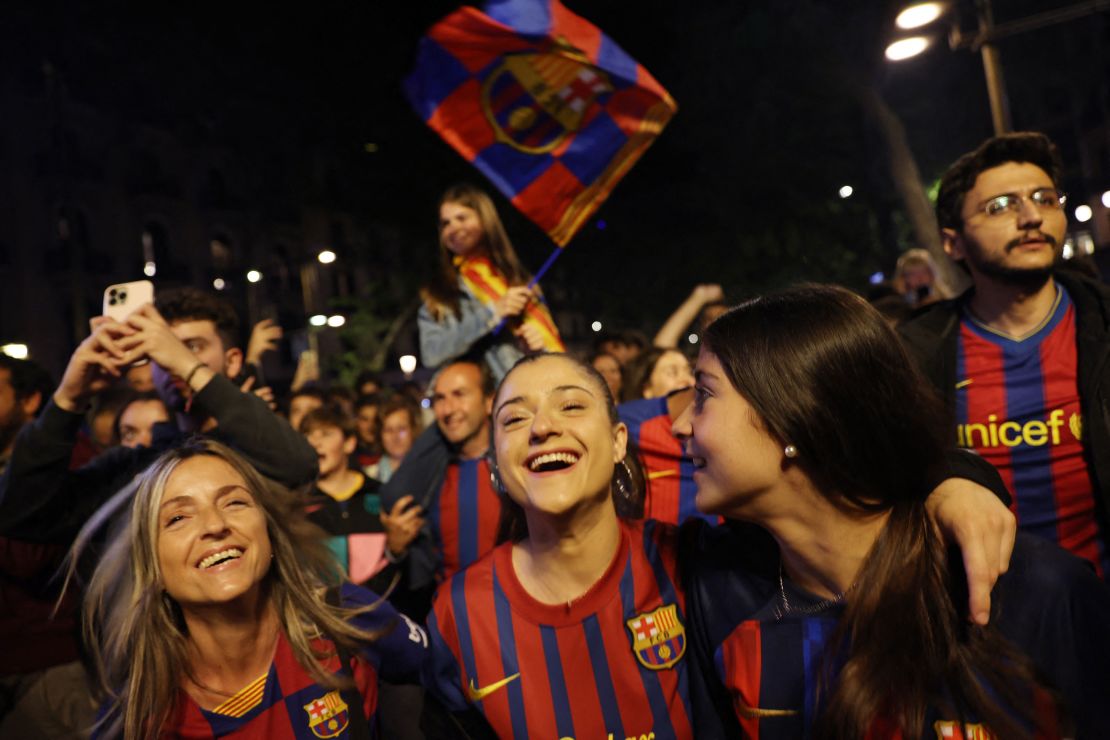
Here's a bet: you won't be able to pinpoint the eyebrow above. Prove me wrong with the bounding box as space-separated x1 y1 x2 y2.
694 369 717 383
494 384 595 417
159 484 250 511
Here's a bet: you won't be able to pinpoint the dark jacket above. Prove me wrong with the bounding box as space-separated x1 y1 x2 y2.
898 269 1110 539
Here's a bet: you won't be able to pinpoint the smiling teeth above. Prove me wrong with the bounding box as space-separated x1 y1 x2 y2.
198 548 243 569
529 452 579 471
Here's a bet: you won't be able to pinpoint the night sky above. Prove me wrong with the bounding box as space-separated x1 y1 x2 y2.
3 0 1108 346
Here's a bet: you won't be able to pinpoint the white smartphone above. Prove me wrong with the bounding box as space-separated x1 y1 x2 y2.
102 280 154 322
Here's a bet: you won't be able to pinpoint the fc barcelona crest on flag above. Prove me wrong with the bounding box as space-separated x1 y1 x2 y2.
303 691 350 739
481 41 613 155
626 603 686 670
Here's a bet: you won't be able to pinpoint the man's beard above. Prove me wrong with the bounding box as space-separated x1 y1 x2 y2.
967 233 1059 292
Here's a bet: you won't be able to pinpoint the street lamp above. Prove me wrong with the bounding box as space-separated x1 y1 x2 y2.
309 314 327 327
399 355 418 375
1 343 28 359
886 0 1110 136
896 2 947 29
246 269 263 283
317 249 336 264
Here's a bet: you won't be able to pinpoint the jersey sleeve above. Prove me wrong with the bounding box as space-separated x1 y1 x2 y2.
421 581 471 712
339 582 428 683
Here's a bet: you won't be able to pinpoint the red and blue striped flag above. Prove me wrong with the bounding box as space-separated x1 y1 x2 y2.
405 0 676 246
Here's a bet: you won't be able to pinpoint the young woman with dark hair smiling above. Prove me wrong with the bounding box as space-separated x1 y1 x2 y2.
675 284 1110 739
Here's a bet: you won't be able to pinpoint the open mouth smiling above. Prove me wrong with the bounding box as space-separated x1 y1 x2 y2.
196 547 245 570
525 450 581 474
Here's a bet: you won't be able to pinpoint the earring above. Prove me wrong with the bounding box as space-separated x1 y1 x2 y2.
487 456 507 496
614 459 634 501
783 445 798 458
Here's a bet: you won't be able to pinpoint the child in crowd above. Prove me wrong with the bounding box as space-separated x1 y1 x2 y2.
299 406 390 591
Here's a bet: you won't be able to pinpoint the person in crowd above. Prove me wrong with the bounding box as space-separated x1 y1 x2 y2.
0 354 52 477
0 287 316 737
288 385 327 433
894 247 950 308
75 440 427 739
300 406 389 588
379 360 502 620
621 347 695 403
653 283 728 348
899 132 1110 578
423 352 1022 739
113 390 172 449
353 394 382 470
676 285 1110 738
327 385 357 417
355 370 383 398
124 362 155 393
366 394 423 484
422 353 692 739
589 350 623 400
299 406 427 740
86 388 130 452
594 329 647 367
418 183 564 381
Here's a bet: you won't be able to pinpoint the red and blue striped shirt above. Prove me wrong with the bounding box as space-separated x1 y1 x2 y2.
430 457 503 580
955 284 1107 577
162 583 428 739
424 519 694 739
620 397 715 526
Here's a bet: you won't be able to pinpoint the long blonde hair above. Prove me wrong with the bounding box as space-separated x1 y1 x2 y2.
75 440 381 739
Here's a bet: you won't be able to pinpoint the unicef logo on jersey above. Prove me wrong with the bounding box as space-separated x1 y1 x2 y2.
956 409 1082 449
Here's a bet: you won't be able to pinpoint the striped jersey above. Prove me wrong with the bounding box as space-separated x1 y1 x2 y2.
424 519 694 740
431 457 503 580
687 529 1110 739
619 397 715 526
163 583 428 738
955 284 1107 577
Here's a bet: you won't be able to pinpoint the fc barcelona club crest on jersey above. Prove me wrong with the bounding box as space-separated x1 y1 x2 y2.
626 603 686 670
303 690 350 739
480 38 612 155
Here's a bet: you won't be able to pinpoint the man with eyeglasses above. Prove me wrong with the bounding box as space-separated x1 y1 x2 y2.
900 131 1109 580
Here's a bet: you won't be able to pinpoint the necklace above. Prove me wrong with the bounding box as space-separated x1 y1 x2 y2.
773 562 855 621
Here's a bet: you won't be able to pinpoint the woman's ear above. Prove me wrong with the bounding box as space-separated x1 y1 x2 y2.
612 422 628 463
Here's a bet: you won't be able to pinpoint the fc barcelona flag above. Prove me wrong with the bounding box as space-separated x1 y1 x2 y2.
405 0 677 246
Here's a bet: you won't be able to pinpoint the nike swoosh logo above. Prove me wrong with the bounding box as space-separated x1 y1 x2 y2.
955 379 973 389
467 673 521 701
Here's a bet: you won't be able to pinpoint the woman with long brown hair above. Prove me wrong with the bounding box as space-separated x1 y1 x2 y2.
676 285 1110 739
77 440 427 739
418 183 564 381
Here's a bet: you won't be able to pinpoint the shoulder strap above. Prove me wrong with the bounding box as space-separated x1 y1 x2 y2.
324 586 373 740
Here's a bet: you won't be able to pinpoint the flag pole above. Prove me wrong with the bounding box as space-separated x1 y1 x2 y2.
492 245 564 336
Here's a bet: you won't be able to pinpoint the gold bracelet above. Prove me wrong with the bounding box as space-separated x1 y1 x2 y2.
184 361 207 386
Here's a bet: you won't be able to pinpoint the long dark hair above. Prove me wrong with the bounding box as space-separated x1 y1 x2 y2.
491 353 645 542
704 284 1051 740
422 183 532 320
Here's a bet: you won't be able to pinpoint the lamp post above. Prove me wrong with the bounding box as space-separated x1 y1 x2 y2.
886 0 1110 135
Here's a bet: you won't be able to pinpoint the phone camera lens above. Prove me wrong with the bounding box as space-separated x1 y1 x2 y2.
119 292 128 301
109 288 118 297
109 298 117 306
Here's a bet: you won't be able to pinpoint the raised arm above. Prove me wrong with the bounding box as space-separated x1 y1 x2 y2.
654 284 724 348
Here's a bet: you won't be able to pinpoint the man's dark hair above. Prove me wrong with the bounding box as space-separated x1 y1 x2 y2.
155 287 240 351
299 404 357 438
290 385 328 404
437 359 495 398
592 329 647 356
936 132 1064 232
354 370 382 393
0 355 54 417
354 393 382 412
